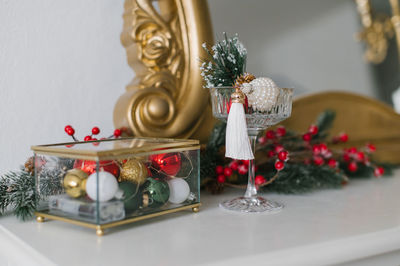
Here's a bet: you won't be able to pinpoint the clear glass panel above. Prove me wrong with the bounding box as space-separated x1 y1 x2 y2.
35 146 200 225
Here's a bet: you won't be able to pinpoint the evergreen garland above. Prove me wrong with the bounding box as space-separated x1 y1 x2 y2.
201 110 393 194
200 33 247 88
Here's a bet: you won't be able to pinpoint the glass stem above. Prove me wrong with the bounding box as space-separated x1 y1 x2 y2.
244 134 258 198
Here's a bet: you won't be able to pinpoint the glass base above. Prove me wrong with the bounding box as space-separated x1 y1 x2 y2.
219 196 283 213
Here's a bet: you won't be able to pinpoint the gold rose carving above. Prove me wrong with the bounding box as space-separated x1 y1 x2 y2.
114 0 215 142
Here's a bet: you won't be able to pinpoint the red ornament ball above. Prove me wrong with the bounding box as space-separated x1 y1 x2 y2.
242 160 250 166
114 129 122 137
150 152 182 176
223 167 233 177
278 150 289 161
374 166 384 177
275 161 285 171
73 159 120 177
215 165 224 175
302 133 312 142
255 175 266 185
217 174 226 183
92 127 100 135
308 125 319 135
348 161 358 172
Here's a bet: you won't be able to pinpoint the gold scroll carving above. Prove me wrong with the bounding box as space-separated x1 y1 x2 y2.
114 0 215 142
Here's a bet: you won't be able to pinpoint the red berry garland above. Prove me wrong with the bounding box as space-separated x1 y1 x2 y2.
64 125 124 143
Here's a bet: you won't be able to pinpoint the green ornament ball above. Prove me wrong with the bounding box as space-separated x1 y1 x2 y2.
118 181 142 213
143 178 170 208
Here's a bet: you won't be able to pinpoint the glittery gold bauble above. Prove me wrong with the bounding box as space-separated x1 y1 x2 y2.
119 159 148 184
63 169 88 198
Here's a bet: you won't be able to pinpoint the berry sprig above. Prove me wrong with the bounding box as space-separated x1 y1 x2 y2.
64 125 123 142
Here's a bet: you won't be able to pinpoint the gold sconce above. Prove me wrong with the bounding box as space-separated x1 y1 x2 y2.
355 0 400 63
114 0 215 143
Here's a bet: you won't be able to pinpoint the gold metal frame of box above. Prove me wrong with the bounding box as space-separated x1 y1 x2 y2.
35 203 201 236
31 137 200 161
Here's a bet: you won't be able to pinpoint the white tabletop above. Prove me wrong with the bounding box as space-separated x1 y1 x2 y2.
2 170 400 266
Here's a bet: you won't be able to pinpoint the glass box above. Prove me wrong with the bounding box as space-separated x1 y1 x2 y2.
31 137 200 235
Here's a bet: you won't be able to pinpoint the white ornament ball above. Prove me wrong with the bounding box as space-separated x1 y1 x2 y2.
167 178 190 204
243 77 280 112
86 171 119 202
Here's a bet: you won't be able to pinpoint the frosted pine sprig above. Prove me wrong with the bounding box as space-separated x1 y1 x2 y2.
200 33 247 88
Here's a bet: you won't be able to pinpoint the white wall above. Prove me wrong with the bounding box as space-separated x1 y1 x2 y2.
0 1 132 174
208 0 375 97
0 0 374 174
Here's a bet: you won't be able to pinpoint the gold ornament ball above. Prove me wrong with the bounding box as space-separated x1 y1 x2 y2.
63 169 88 198
119 159 148 184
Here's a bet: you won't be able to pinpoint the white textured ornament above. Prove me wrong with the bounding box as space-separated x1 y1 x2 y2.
225 101 254 160
243 77 280 112
167 178 190 204
86 171 119 202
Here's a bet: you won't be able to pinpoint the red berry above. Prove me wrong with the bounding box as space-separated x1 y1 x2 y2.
278 150 289 161
308 125 319 135
84 135 92 141
215 165 224 175
276 126 286 137
343 153 351 162
313 156 324 166
302 133 312 142
255 175 266 185
327 159 338 168
304 158 311 165
348 147 357 154
223 167 233 177
348 162 358 172
238 164 248 175
258 136 267 144
366 143 376 153
274 145 284 153
319 143 328 153
266 130 275 139
64 125 75 136
339 133 348 143
312 144 321 155
374 166 384 177
114 129 122 137
217 174 226 183
275 161 285 171
66 127 75 136
242 160 250 166
92 138 99 146
229 160 239 171
267 150 275 158
355 151 365 162
91 127 100 135
332 136 340 144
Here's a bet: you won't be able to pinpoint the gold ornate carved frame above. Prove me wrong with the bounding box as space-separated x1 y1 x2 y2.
114 0 215 143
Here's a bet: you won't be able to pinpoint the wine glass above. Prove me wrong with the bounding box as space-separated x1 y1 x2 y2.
209 86 293 213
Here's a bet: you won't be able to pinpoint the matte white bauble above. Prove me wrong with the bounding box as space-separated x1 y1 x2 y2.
86 171 119 202
167 178 190 204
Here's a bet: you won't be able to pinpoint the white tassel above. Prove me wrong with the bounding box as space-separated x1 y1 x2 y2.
225 89 254 160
